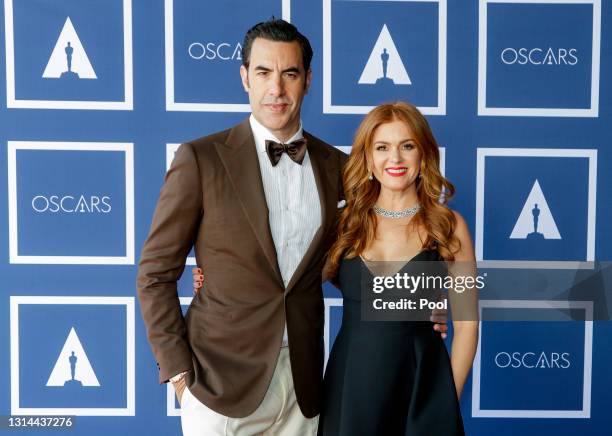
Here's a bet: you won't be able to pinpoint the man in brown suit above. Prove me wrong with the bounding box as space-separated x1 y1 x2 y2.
138 19 446 435
138 19 345 434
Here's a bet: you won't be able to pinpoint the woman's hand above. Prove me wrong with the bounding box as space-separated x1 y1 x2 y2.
192 267 203 294
430 301 448 339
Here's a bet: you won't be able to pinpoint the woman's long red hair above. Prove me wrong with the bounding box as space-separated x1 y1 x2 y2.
326 102 460 278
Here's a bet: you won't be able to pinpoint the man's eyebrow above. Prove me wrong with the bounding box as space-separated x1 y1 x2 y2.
252 65 301 74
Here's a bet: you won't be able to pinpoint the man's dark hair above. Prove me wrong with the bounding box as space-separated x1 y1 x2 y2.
242 19 313 72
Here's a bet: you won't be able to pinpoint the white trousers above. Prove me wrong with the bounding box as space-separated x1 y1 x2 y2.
180 348 318 436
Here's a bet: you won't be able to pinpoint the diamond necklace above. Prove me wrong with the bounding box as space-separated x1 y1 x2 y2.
373 203 421 219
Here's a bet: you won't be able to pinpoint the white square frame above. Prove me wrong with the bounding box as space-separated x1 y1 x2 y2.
4 0 133 110
10 296 136 416
164 0 291 112
7 141 135 265
471 299 593 418
475 148 597 268
477 0 601 117
323 0 447 115
166 143 196 265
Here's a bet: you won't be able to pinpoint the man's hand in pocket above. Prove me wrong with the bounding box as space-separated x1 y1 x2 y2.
172 377 187 406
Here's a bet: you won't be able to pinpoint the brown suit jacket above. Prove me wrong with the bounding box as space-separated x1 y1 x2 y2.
137 119 347 418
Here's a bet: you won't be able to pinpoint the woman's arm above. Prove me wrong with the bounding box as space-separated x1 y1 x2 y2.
448 211 479 398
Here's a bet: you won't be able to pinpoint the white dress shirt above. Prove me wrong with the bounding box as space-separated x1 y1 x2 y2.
249 115 322 347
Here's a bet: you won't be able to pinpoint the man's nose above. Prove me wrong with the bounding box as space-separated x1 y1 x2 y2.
268 74 284 97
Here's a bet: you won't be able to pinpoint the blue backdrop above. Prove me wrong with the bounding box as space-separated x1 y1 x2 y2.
1 0 611 434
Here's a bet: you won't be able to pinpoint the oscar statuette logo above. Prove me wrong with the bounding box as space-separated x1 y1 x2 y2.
43 17 97 80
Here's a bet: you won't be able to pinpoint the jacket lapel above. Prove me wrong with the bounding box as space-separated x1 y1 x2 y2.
214 119 284 287
285 132 339 293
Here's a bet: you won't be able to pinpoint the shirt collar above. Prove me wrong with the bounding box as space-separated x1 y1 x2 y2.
249 114 304 154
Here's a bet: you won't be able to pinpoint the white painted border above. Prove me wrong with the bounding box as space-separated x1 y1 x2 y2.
472 299 593 418
323 0 447 115
4 0 133 110
10 296 136 416
165 0 291 112
477 0 600 117
475 148 597 268
7 141 135 264
166 144 196 265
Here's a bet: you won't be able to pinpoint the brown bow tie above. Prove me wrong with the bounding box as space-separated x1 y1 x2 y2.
265 138 307 167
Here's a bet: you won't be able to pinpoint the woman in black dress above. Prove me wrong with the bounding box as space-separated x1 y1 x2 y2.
319 102 478 435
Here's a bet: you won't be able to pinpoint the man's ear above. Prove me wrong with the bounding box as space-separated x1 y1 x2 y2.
304 68 312 93
240 65 249 92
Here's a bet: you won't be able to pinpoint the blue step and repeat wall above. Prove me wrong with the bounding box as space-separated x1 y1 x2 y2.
1 0 611 435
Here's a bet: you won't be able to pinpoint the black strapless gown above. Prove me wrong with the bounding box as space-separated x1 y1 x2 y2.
318 250 465 436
